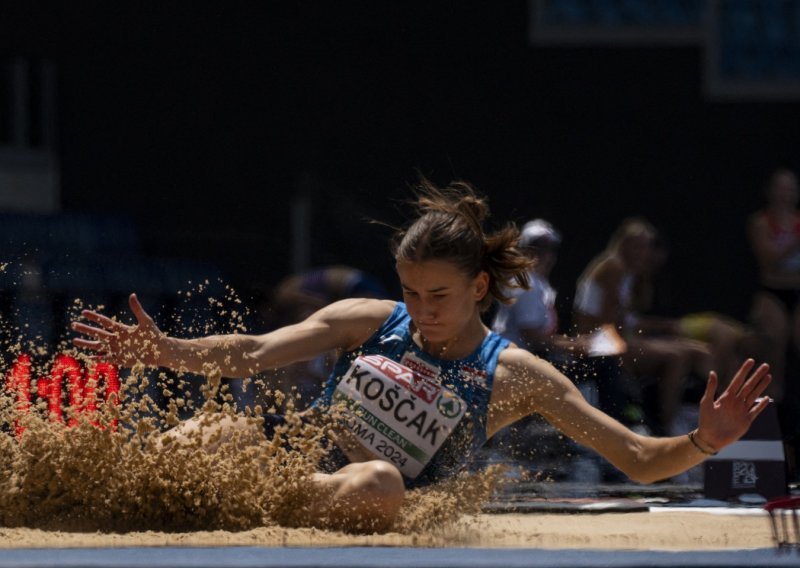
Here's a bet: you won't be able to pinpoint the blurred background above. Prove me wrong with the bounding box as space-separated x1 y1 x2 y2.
0 0 798 347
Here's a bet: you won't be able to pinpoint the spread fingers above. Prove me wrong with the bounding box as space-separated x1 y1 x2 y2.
71 321 117 340
72 337 106 352
79 310 127 332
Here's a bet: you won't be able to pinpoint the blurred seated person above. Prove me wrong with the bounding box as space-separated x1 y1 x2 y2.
748 168 800 403
492 219 623 420
490 219 592 474
492 219 584 365
261 265 389 409
573 218 711 436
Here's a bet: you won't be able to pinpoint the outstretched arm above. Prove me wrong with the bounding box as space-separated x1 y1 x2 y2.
72 293 393 378
489 351 771 483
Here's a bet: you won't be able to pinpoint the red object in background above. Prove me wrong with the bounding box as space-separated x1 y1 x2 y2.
4 354 120 436
5 353 32 438
44 354 83 423
765 496 800 549
80 361 120 428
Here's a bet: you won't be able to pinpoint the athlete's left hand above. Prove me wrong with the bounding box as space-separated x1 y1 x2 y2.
695 359 771 452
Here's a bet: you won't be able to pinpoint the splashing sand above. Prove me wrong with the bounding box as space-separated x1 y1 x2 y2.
0 358 774 551
0 278 777 550
0 362 503 536
0 277 506 537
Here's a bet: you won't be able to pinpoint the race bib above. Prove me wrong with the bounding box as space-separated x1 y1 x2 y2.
332 354 466 478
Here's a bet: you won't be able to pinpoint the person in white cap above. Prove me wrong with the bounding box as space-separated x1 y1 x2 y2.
492 219 577 363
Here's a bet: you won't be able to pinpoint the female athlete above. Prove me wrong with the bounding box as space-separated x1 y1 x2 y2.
73 178 771 532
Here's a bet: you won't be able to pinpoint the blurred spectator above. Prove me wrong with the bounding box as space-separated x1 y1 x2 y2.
748 168 800 480
748 168 800 403
492 219 583 364
491 219 618 482
260 265 389 409
574 218 710 436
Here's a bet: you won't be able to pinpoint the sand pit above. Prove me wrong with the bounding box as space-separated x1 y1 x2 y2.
0 510 775 551
0 352 779 555
0 286 780 557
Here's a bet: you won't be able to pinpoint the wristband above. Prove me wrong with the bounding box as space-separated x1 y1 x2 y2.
688 429 718 456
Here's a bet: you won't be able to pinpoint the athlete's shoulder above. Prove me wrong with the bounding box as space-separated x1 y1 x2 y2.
494 346 572 401
316 298 397 324
496 343 550 373
307 298 397 350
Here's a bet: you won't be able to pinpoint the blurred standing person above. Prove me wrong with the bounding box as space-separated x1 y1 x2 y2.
748 168 800 481
573 218 710 436
748 168 800 403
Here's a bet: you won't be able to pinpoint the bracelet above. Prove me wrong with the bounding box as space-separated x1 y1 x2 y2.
688 429 718 456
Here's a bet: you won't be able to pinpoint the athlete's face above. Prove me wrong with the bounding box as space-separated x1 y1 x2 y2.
396 259 488 342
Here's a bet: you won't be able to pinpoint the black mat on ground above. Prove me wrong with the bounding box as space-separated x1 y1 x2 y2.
482 496 650 514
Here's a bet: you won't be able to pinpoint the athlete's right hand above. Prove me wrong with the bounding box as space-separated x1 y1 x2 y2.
71 293 165 368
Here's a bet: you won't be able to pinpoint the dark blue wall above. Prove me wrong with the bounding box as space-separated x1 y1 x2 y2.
2 2 798 327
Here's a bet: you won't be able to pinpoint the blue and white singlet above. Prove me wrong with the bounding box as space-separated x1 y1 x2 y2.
316 302 509 488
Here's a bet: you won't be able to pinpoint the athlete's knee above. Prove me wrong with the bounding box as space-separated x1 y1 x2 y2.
156 413 262 454
331 460 405 531
350 460 405 505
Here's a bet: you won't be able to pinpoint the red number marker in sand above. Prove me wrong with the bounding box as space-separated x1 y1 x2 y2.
5 353 32 438
4 354 119 436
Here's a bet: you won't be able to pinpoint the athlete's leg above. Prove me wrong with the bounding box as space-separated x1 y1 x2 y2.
157 413 404 532
310 460 405 532
156 412 265 452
